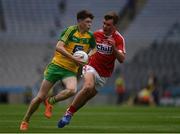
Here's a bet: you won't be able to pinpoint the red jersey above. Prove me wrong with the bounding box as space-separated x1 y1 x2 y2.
88 29 126 77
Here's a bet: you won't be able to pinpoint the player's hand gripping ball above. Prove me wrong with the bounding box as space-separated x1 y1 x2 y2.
73 50 89 63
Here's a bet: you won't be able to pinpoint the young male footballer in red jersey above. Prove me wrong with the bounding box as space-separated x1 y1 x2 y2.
20 10 96 131
58 11 126 128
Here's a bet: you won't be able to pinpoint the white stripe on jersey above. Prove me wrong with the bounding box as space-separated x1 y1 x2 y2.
115 31 126 53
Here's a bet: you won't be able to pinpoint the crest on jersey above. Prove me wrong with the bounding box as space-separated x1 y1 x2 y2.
73 45 83 53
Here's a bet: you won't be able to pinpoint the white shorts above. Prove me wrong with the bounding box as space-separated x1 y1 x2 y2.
82 65 108 90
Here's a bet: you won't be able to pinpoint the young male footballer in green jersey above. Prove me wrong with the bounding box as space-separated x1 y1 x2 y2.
20 10 96 131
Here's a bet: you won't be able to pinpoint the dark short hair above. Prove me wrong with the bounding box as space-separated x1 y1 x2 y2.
104 11 119 25
77 10 94 21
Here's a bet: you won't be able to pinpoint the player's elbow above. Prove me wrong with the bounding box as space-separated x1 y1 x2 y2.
119 56 125 63
56 41 65 52
117 54 125 63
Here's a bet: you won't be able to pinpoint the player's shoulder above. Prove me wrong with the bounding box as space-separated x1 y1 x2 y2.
64 25 78 33
114 30 125 42
94 29 103 34
67 25 78 30
114 30 124 39
60 25 78 41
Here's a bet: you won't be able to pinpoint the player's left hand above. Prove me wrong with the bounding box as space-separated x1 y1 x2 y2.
107 38 116 49
107 39 121 56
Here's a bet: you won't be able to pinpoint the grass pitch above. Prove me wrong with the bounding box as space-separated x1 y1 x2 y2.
0 104 180 133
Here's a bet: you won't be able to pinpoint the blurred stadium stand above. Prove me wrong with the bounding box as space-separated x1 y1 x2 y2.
124 0 180 61
0 0 180 105
120 0 180 106
61 0 127 31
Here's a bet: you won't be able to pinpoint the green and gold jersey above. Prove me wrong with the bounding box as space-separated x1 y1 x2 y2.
52 25 96 73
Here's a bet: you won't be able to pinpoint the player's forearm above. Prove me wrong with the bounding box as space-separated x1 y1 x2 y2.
56 41 76 62
114 49 125 63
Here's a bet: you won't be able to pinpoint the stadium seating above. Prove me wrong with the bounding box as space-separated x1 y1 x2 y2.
124 0 180 61
1 0 61 42
0 41 51 87
122 31 180 96
62 0 127 31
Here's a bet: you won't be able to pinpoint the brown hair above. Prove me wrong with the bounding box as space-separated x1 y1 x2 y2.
104 11 119 25
77 10 94 21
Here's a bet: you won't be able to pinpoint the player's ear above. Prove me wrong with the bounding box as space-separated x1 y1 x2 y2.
111 25 116 32
112 25 116 30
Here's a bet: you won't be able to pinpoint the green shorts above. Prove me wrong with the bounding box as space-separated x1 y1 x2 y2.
44 63 76 83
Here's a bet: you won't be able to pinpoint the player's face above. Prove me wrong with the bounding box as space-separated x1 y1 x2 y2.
79 17 93 32
103 19 115 35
